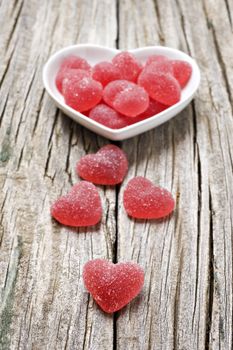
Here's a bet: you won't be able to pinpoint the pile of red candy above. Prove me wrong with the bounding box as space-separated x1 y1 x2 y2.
56 52 192 129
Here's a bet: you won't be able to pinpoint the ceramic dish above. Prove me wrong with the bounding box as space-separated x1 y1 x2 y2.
43 44 200 140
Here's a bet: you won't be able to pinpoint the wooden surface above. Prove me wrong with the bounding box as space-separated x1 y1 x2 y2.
0 0 233 349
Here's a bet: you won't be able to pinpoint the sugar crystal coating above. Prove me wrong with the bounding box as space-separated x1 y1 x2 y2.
89 104 131 129
138 69 181 106
56 68 90 93
103 80 135 108
83 259 144 313
63 77 103 112
60 55 91 72
92 61 121 87
113 84 149 117
171 60 192 88
112 52 142 82
77 144 128 185
103 80 149 117
144 60 173 75
51 181 102 227
123 176 175 219
145 55 169 66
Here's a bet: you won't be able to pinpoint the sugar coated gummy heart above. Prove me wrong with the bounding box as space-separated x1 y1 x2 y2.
171 60 192 88
62 76 103 112
123 176 175 219
112 52 142 82
89 104 131 129
60 55 91 72
103 80 149 117
113 84 149 117
51 181 102 227
77 144 128 185
103 80 135 108
83 259 144 313
92 61 121 87
138 69 181 106
56 68 90 93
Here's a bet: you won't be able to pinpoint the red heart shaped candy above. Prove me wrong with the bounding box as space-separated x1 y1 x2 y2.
51 181 102 227
83 259 144 313
123 176 175 219
77 145 128 185
171 60 192 88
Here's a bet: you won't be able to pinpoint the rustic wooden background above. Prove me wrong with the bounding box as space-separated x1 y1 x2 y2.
0 0 233 349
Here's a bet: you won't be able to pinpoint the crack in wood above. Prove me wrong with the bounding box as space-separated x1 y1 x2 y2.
16 144 25 170
65 124 74 185
115 0 119 49
0 92 9 129
175 0 191 53
192 143 201 330
205 188 214 349
44 144 52 179
0 48 15 90
14 64 38 142
201 0 233 111
223 0 232 28
4 0 24 52
32 89 46 136
0 188 10 212
47 109 60 147
82 293 90 350
172 251 183 350
152 0 164 44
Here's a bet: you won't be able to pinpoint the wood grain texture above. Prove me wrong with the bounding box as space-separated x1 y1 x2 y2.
0 1 117 349
0 0 233 349
117 0 233 349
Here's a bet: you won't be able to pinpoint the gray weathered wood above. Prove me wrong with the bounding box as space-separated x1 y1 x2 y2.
0 0 233 349
117 0 233 349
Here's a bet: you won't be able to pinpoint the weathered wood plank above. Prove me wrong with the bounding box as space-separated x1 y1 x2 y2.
1 0 233 349
117 0 233 349
0 0 117 349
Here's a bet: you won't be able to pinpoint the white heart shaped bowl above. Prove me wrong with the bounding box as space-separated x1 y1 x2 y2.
43 44 200 141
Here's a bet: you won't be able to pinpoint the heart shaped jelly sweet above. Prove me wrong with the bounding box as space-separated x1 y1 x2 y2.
77 144 128 185
83 259 144 313
123 176 175 219
51 181 102 227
